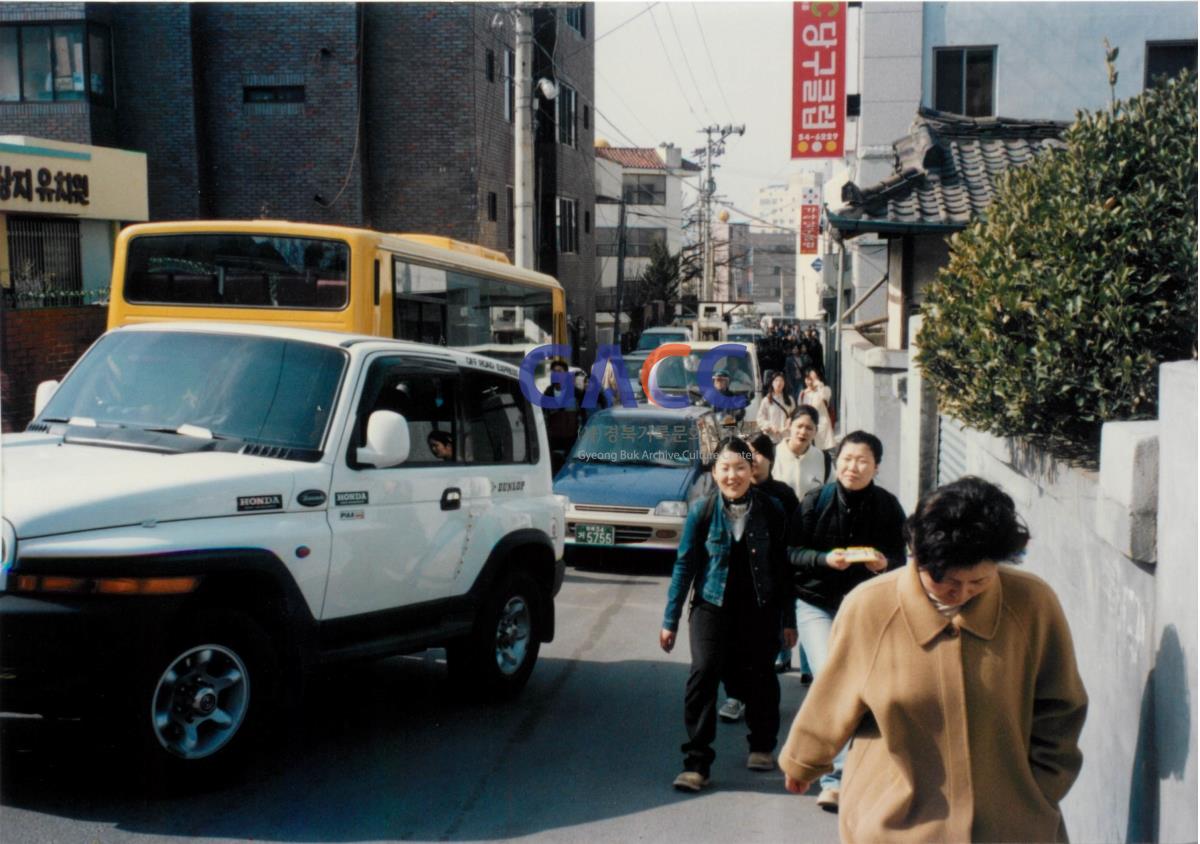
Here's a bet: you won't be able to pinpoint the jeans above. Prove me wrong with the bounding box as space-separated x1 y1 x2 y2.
795 597 846 791
683 600 781 776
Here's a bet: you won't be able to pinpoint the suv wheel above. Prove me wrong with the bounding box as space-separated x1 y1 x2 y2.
449 572 542 699
137 609 280 782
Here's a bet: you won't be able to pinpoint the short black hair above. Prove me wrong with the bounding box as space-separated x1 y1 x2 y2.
904 476 1030 582
792 404 819 425
713 435 754 467
747 431 775 464
549 358 569 372
836 430 883 463
427 430 453 447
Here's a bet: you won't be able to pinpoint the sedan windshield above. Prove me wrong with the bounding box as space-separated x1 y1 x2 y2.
38 331 346 453
652 352 755 395
572 417 699 467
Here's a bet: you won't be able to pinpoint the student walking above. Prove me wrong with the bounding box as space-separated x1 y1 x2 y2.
660 437 797 792
784 430 907 811
781 476 1087 842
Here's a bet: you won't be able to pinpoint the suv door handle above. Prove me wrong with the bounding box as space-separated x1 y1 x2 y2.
441 487 462 511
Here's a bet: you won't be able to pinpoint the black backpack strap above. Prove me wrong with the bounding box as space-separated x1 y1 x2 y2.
817 481 837 512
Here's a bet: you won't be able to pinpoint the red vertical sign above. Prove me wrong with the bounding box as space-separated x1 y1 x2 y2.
791 2 845 159
799 186 821 253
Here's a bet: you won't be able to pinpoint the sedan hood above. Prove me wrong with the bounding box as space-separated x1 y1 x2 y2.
2 433 306 538
553 462 693 508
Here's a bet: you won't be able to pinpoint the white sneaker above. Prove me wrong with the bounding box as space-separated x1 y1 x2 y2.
817 787 840 812
717 697 745 722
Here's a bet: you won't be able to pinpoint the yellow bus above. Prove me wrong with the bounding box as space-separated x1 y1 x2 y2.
106 219 566 364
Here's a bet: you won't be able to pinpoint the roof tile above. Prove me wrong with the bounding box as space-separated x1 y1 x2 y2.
832 107 1067 233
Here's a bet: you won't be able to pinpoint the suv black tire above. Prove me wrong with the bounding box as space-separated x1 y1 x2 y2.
448 571 542 700
135 608 281 785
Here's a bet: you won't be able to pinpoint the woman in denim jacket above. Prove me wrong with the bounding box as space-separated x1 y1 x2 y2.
660 437 798 792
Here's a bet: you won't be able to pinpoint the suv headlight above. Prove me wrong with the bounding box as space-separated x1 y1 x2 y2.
654 500 688 518
1 518 14 571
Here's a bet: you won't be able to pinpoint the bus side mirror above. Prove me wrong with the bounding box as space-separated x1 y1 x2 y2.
357 410 410 468
34 380 59 418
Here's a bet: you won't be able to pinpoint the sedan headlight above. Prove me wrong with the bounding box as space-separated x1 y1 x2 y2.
654 500 689 518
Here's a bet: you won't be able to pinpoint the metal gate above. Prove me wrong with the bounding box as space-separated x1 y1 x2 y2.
6 216 82 305
937 414 968 486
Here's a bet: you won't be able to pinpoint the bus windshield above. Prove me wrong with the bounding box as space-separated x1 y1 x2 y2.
124 234 350 309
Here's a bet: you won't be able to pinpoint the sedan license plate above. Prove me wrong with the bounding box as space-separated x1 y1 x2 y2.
575 523 615 546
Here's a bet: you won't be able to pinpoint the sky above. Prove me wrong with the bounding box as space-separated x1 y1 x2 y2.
594 2 823 221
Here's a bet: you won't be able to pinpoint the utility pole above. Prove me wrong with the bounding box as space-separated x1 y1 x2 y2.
614 198 628 352
697 124 744 301
513 9 535 269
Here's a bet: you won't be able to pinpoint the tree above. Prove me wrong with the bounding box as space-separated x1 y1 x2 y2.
623 238 682 336
916 71 1197 458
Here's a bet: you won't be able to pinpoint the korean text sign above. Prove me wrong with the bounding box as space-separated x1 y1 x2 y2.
791 2 845 159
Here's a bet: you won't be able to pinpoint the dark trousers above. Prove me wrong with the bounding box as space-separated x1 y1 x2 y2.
682 599 782 775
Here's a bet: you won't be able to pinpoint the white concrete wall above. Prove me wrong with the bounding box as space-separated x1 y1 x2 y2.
838 327 907 495
922 2 1199 120
947 421 1159 843
1153 360 1197 843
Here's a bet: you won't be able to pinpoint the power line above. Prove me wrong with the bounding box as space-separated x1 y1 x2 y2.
560 2 659 62
647 5 702 121
665 4 714 123
720 202 799 233
597 74 658 142
691 3 735 124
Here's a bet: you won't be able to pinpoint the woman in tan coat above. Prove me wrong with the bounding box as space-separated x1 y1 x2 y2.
779 476 1087 842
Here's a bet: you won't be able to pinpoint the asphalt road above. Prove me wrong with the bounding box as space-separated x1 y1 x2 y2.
0 553 840 843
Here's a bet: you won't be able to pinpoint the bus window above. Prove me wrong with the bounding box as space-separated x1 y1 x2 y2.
393 257 554 350
124 234 350 310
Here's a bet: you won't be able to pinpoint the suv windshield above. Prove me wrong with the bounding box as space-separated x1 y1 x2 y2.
38 331 346 452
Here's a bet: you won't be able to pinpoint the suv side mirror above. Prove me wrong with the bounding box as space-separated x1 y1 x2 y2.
356 410 410 468
33 380 60 418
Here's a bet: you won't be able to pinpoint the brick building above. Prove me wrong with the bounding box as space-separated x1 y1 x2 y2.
0 2 597 355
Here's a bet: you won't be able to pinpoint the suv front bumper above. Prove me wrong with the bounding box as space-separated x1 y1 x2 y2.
0 591 183 715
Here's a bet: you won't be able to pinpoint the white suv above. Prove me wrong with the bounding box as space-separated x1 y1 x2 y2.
0 322 565 780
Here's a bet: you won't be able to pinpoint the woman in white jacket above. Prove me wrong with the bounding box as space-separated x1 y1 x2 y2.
799 368 836 451
755 371 796 443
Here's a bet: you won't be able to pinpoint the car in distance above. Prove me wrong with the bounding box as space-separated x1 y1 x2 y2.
645 340 764 426
0 322 566 782
553 406 719 555
726 327 764 344
635 325 693 352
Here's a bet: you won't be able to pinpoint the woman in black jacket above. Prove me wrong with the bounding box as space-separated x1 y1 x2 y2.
785 430 906 812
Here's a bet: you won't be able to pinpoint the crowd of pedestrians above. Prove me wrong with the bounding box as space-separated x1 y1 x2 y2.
657 337 1089 841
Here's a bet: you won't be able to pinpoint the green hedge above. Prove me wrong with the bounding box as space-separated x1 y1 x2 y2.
917 71 1197 458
